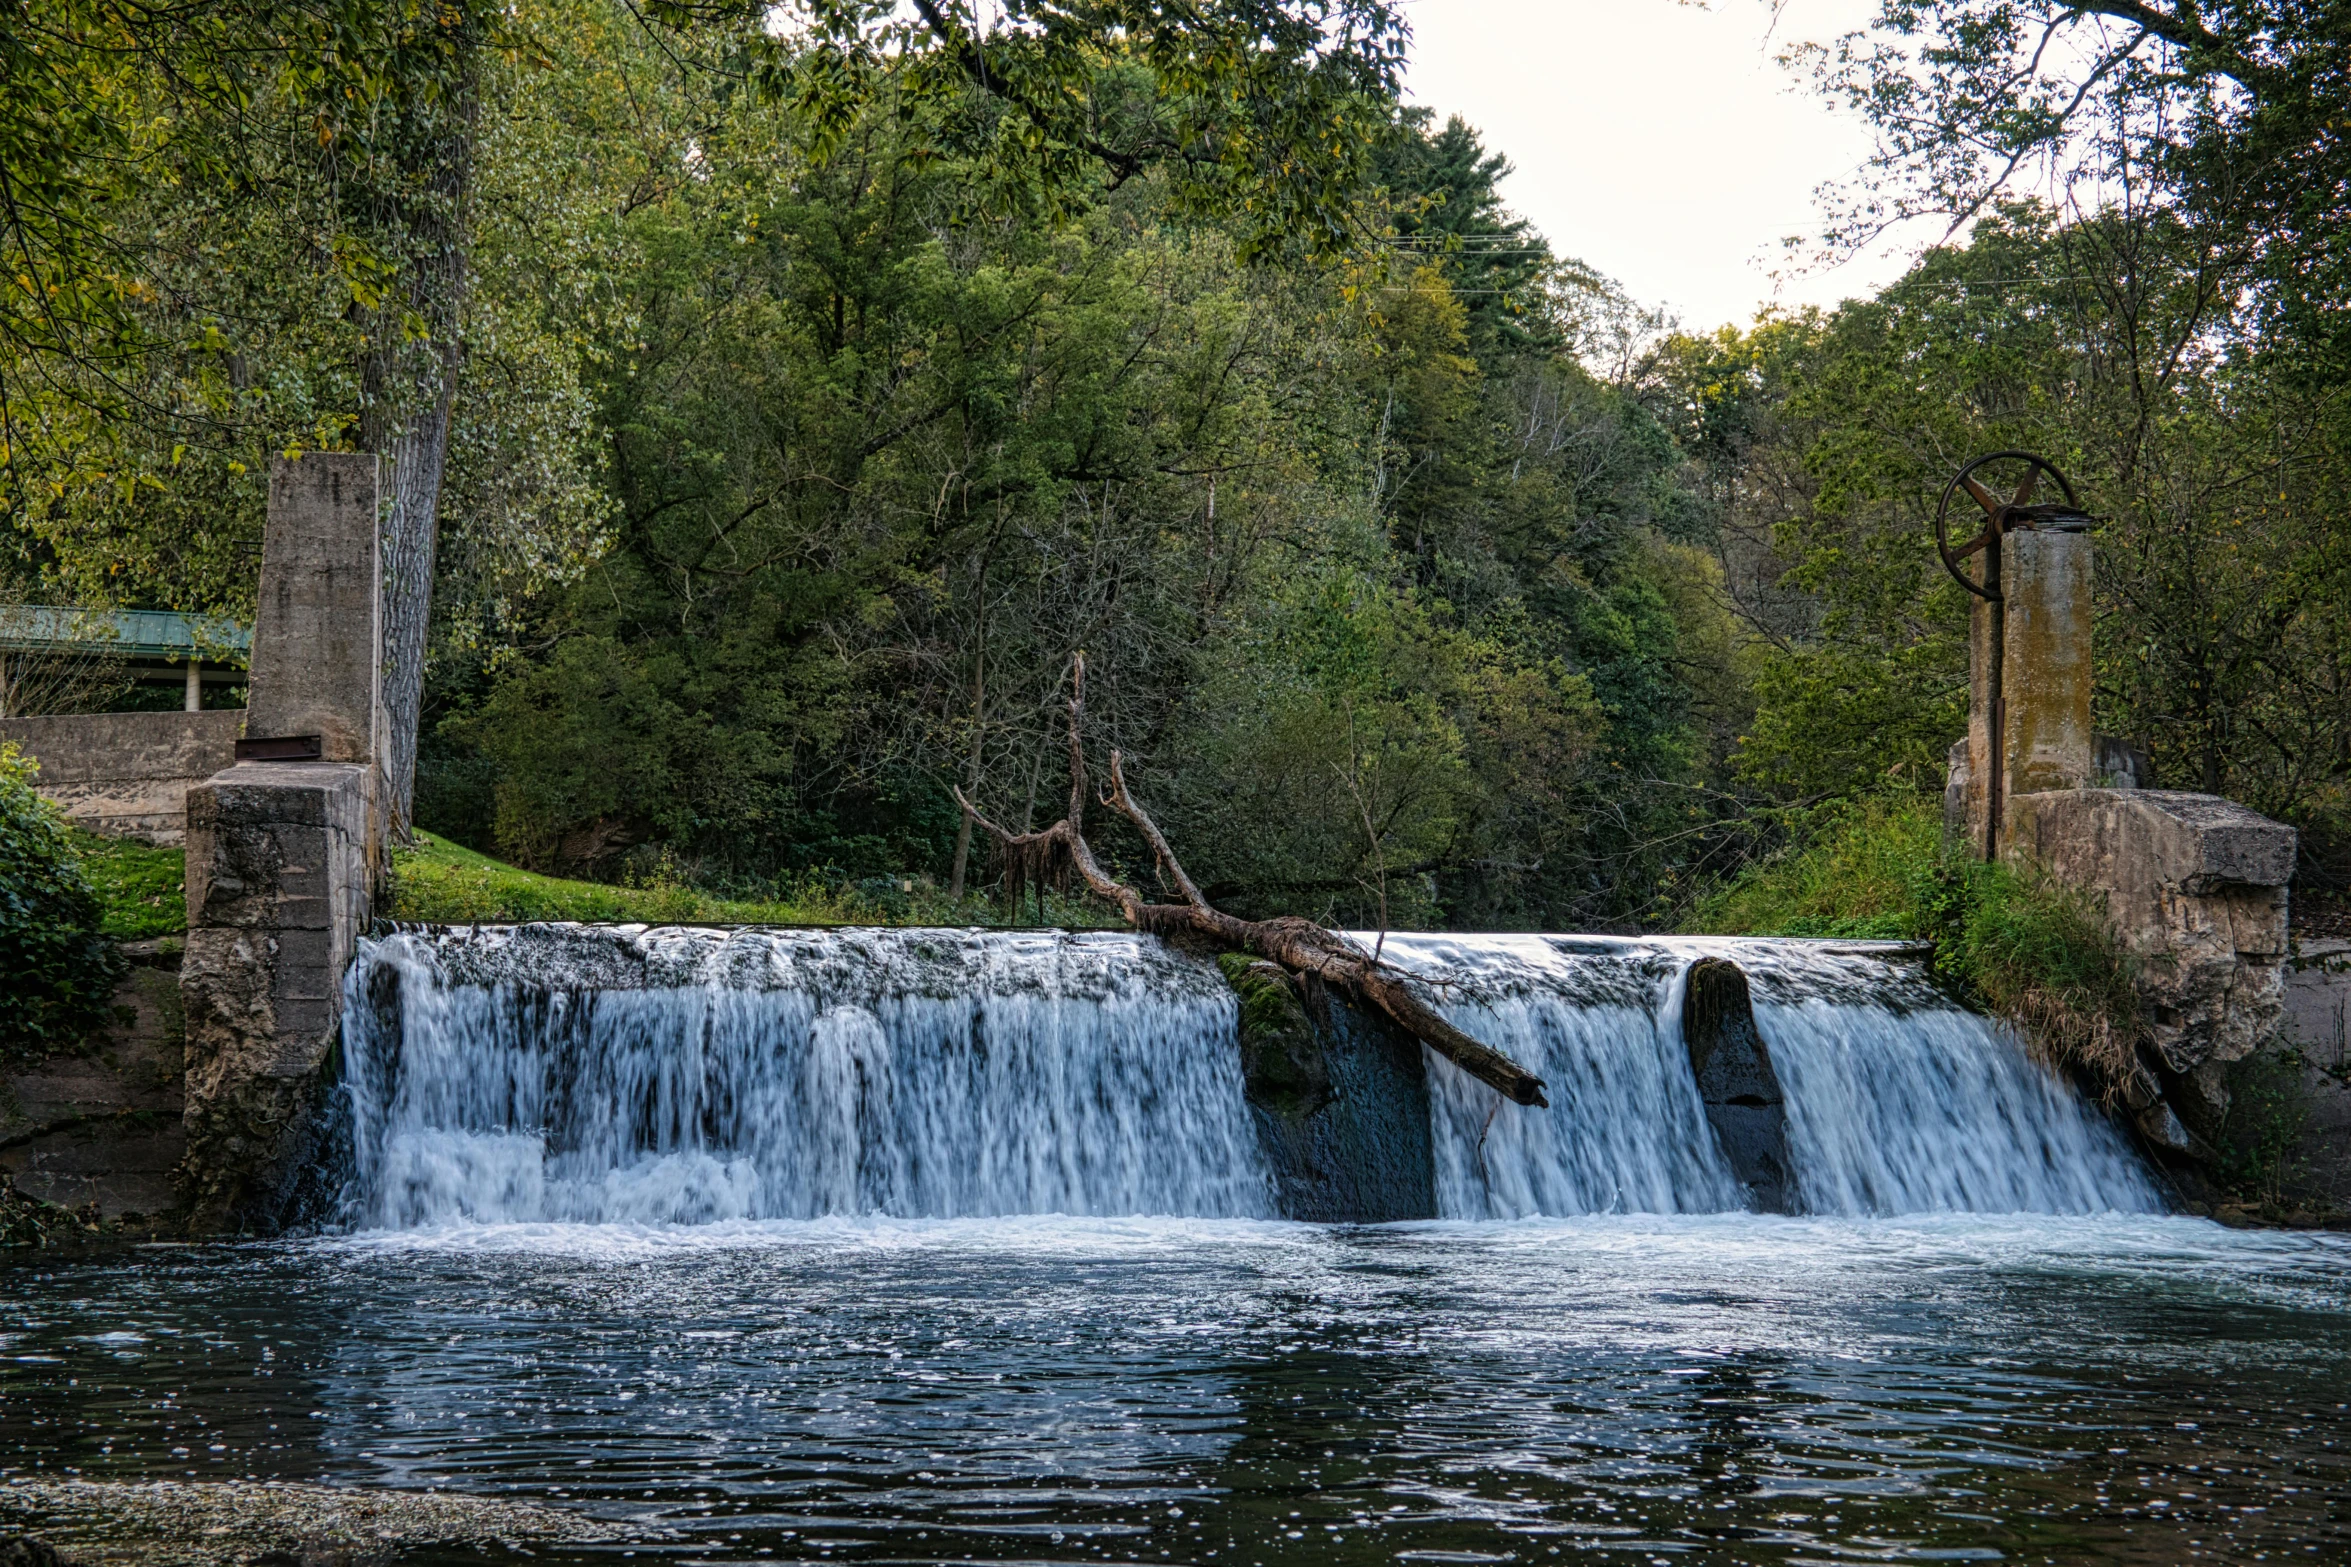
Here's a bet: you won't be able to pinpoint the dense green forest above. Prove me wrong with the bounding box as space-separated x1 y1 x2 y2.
6 0 2348 931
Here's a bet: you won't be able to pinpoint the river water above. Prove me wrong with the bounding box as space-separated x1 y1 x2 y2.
5 1213 2348 1564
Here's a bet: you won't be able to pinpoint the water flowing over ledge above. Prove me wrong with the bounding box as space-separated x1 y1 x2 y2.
338 925 2157 1229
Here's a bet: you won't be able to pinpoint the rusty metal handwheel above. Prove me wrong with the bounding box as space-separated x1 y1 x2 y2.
1934 450 2089 602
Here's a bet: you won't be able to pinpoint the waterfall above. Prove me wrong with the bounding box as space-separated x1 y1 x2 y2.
339 924 2156 1229
1380 934 2158 1218
1377 935 1744 1218
340 927 1270 1228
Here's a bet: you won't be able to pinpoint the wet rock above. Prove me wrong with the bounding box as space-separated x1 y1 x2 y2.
1219 952 1328 1119
1681 958 1795 1214
1217 952 1435 1222
2133 1100 2200 1159
0 1534 66 1567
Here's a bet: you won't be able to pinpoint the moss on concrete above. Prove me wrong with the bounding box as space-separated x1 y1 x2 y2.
1216 951 1330 1119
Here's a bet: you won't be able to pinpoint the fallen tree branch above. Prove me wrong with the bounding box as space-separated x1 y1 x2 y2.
954 656 1549 1108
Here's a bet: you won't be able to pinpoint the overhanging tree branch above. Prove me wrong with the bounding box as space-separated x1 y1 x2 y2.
954 654 1550 1107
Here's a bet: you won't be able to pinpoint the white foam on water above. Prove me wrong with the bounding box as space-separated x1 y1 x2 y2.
307 1210 2350 1332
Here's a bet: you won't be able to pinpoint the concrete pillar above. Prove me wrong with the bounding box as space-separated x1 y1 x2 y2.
245 454 382 767
1962 520 2096 856
178 763 373 1231
2001 526 2095 804
184 658 202 712
176 451 384 1232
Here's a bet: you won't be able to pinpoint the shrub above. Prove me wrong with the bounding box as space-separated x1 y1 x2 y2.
2215 1045 2313 1206
1686 793 1942 939
0 743 125 1060
1943 854 2142 1094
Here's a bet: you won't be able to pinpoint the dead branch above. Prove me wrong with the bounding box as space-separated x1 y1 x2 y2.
956 655 1549 1109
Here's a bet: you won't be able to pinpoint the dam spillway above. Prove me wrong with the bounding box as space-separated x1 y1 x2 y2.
336 925 2156 1229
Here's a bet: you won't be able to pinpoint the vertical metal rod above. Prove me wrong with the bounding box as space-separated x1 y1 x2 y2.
1982 532 2003 861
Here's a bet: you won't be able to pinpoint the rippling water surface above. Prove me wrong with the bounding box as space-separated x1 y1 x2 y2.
5 1214 2349 1564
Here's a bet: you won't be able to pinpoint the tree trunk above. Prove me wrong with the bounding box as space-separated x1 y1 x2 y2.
954 656 1549 1108
351 33 480 841
365 350 460 840
949 557 990 901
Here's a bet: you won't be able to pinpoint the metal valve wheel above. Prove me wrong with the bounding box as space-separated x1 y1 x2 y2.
1934 450 2091 602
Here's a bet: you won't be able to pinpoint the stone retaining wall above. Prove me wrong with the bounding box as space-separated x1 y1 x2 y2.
0 710 242 844
2282 939 2351 1213
0 941 186 1219
2008 787 2295 1152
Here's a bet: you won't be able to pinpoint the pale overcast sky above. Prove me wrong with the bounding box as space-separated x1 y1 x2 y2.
1401 0 1918 333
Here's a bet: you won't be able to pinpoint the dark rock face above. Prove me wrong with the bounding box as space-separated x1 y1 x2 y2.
1 941 186 1221
2271 940 2351 1219
1682 959 1794 1214
0 1532 66 1567
1220 954 1436 1222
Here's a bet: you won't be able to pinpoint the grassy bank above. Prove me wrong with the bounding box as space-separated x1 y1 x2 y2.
385 833 873 925
384 832 1116 928
71 831 189 941
67 826 1117 933
1687 793 2144 1096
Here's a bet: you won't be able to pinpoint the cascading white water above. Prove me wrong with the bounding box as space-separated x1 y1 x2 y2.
341 927 1270 1227
1368 935 1744 1218
1759 1001 2156 1214
1377 933 2158 1218
340 924 2158 1229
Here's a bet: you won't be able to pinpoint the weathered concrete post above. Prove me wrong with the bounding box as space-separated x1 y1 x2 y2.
1962 519 2095 855
243 452 386 856
1998 525 2095 804
178 454 383 1232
